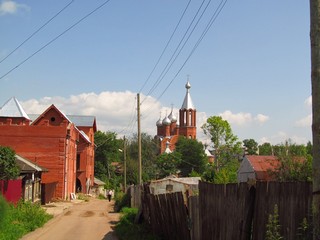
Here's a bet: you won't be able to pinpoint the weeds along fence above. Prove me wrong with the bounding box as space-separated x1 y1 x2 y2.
140 181 312 240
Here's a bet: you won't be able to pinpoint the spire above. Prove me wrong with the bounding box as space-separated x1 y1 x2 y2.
0 97 30 119
181 80 195 109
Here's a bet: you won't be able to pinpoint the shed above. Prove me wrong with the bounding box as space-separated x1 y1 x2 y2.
149 176 200 203
237 155 279 182
92 177 106 196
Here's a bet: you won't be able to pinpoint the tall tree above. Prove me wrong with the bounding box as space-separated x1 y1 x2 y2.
258 142 273 155
155 152 182 179
94 131 122 182
243 139 258 155
202 116 242 170
310 1 320 238
0 146 19 180
174 136 207 177
127 133 159 182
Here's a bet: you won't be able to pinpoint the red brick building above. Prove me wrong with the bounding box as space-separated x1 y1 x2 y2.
0 97 96 201
156 81 197 153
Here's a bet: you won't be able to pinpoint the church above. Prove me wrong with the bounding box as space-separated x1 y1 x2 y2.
155 81 197 154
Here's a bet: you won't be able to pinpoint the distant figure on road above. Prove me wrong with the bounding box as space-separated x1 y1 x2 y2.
107 190 112 202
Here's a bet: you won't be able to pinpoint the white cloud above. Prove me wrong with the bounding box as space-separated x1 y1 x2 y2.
218 110 269 126
0 0 29 16
254 114 269 124
305 95 312 107
295 114 312 127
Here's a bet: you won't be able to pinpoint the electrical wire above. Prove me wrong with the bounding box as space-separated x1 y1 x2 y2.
141 0 208 103
0 0 112 80
142 0 228 119
138 0 192 94
0 0 74 65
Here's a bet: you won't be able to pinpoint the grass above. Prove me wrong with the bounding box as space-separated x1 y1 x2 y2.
0 195 53 240
115 207 161 240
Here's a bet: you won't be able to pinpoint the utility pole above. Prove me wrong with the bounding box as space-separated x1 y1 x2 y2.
310 1 320 238
137 93 142 184
123 135 127 192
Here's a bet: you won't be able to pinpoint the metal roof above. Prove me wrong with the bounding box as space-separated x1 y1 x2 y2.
0 97 30 119
181 81 195 109
15 154 48 173
67 115 96 127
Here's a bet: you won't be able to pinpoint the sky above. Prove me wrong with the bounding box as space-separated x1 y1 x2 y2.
0 0 312 146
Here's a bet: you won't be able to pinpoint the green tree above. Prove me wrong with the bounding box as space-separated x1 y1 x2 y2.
259 142 273 155
94 131 123 183
201 116 242 179
127 133 159 182
155 152 182 178
272 152 312 182
0 146 19 180
175 137 207 177
266 204 283 240
243 138 258 155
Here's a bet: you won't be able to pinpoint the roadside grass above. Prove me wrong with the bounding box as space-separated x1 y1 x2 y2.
115 207 161 240
0 195 53 240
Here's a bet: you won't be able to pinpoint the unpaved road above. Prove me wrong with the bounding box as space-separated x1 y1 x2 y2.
21 198 120 240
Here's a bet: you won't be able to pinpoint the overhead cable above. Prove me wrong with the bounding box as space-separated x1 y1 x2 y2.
0 0 112 80
0 0 74 64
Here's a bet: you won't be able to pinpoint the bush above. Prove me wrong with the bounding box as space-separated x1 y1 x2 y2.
114 191 130 212
115 207 160 240
0 197 53 240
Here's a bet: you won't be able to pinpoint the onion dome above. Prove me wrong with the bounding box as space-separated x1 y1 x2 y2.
156 118 162 127
168 110 177 123
162 116 171 126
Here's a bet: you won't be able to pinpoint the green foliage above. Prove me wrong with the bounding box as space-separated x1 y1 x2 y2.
114 192 130 212
0 197 53 240
156 152 182 178
243 138 258 155
94 131 123 182
127 133 159 182
266 204 283 240
296 217 312 240
201 116 242 171
272 152 312 182
115 207 160 240
259 142 273 155
0 146 19 180
175 137 207 177
213 159 239 184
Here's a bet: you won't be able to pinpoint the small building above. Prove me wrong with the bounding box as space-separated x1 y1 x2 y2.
237 155 279 182
149 176 200 203
0 154 47 204
92 177 106 197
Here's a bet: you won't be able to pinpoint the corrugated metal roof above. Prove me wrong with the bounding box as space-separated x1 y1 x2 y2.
245 155 279 181
15 154 48 173
0 97 30 119
67 115 96 127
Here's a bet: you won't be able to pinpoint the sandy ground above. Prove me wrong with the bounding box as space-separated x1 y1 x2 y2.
20 197 120 240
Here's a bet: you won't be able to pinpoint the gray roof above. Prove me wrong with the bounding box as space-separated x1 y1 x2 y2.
94 177 105 186
0 97 30 119
16 154 47 173
181 81 195 109
65 115 96 127
28 114 95 128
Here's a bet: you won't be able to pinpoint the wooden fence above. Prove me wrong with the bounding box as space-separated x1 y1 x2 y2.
141 181 313 240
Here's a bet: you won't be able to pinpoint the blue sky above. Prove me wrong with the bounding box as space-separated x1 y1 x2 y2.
0 0 311 145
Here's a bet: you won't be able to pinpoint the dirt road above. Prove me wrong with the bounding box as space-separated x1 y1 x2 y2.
21 198 120 240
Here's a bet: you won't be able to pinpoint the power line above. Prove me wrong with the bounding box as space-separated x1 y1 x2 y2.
0 0 74 65
142 0 228 119
142 0 208 102
138 0 192 94
0 0 112 80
